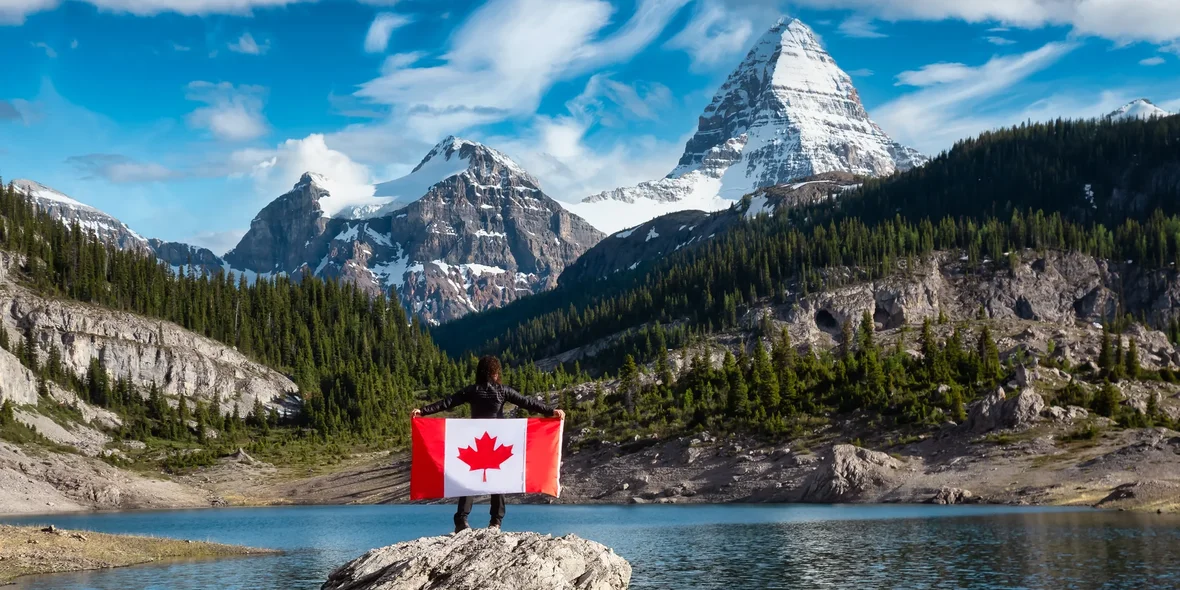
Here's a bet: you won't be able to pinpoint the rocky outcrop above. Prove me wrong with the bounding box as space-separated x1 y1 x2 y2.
967 388 1009 434
800 444 903 502
321 529 631 590
968 388 1045 433
1002 389 1046 429
929 487 979 505
0 282 295 414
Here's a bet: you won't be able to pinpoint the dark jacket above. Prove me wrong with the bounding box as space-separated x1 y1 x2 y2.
420 383 555 419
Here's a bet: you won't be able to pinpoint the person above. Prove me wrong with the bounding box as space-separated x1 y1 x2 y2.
413 355 565 533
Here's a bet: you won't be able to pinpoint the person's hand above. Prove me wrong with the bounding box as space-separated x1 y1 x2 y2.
411 409 422 418
553 409 565 420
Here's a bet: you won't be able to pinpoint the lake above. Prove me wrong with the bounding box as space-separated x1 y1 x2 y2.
2 504 1179 589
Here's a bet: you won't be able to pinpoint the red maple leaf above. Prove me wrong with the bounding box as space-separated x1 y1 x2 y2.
457 432 514 482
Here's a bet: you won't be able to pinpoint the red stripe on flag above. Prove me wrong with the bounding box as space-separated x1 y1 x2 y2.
525 417 563 497
410 417 446 500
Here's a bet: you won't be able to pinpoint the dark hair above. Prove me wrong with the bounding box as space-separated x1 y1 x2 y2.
476 356 502 385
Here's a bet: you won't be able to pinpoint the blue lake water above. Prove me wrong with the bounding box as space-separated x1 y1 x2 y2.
3 504 1179 589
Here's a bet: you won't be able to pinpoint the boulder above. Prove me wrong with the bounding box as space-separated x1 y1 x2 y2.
800 444 902 503
1001 389 1045 429
321 529 631 590
967 387 1007 434
929 486 979 505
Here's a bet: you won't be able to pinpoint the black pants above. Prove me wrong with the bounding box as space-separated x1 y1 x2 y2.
456 495 505 527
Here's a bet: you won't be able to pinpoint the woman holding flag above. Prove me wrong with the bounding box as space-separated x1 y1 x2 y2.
412 356 565 533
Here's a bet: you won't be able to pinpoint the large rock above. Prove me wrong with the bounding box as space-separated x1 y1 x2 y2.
1001 389 1045 429
967 387 1008 434
967 387 1045 433
321 529 631 590
800 444 903 503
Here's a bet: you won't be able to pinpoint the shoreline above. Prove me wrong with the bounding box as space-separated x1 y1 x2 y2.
0 524 279 584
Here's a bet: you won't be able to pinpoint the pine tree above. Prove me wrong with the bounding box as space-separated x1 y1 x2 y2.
619 355 639 415
0 399 14 426
1124 339 1140 379
1098 328 1113 372
1093 380 1122 418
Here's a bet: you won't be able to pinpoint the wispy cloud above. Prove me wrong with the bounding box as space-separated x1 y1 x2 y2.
838 14 886 38
228 32 269 55
66 153 178 183
70 39 78 49
185 81 269 141
847 68 874 76
566 74 672 125
31 41 57 58
895 62 974 87
875 41 1077 154
364 13 412 53
172 42 191 51
1141 56 1166 66
985 36 1015 45
665 0 759 71
2 0 317 25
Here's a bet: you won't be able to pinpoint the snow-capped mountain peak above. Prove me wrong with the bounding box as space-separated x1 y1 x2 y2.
12 179 98 212
567 17 924 235
1107 99 1171 121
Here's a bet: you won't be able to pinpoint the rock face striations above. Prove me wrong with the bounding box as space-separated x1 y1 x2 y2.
224 138 604 324
567 18 924 234
0 253 294 414
321 529 631 590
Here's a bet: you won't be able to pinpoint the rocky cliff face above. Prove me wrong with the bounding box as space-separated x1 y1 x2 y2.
322 529 632 590
224 138 604 324
147 239 228 277
559 173 861 285
0 254 295 414
566 18 924 234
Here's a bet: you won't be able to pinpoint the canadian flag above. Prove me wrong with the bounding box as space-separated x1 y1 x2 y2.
410 417 563 500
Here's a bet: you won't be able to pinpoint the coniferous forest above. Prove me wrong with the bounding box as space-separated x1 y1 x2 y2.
3 116 1180 462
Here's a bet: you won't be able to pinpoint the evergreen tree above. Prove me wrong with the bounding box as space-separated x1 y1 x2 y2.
1093 380 1122 418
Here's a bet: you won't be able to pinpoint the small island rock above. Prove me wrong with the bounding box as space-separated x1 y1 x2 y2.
321 529 631 590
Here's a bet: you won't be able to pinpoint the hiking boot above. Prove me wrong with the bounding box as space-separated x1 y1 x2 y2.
488 519 502 530
454 516 470 534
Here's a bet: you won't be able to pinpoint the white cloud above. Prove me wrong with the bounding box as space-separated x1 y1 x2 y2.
31 41 57 57
838 14 886 38
186 229 247 255
172 42 191 51
1 0 313 24
228 32 268 55
364 13 411 53
789 0 1180 46
228 134 376 207
185 81 269 142
665 0 757 71
567 74 672 125
985 36 1015 45
1141 56 1166 66
66 153 178 183
488 116 685 203
895 62 975 87
874 42 1076 154
354 0 687 122
847 68 874 76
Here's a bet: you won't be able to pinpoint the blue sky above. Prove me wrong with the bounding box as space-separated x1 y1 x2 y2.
3 0 1180 254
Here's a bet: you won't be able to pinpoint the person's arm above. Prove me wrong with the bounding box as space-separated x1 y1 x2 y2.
415 387 470 417
504 387 562 418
